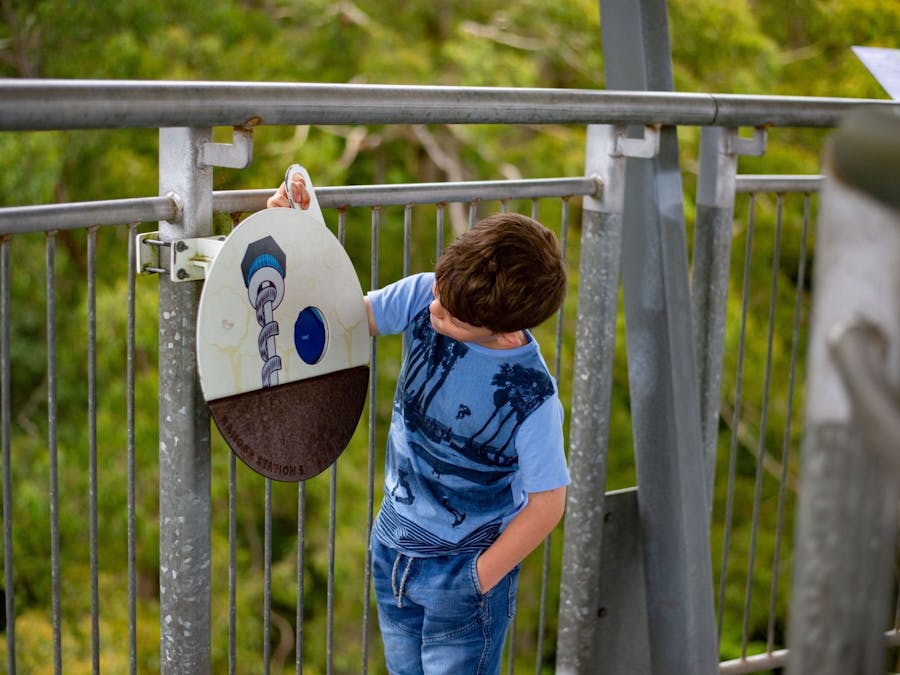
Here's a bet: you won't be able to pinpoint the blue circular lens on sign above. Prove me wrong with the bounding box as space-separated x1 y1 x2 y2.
294 306 327 365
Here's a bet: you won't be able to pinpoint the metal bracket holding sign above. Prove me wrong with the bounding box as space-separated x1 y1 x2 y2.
171 235 226 281
135 232 226 281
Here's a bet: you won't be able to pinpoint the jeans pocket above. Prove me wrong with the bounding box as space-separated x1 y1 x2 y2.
469 552 485 601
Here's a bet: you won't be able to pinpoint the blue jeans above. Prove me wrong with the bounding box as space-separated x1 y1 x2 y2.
371 536 520 675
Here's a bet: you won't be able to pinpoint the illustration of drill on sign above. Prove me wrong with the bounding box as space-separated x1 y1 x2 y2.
196 165 369 481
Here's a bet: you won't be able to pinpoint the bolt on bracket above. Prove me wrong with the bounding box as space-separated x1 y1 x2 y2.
136 232 167 276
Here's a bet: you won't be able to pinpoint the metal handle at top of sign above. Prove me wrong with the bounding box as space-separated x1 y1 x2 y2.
285 164 326 225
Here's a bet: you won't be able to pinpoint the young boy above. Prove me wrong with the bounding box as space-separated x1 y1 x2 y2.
269 176 569 674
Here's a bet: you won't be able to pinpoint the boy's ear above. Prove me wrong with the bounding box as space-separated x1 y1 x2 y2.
495 331 526 348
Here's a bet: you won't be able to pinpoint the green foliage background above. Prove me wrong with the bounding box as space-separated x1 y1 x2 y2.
0 1 897 672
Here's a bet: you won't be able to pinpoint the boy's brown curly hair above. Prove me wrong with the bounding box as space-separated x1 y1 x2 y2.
433 213 567 334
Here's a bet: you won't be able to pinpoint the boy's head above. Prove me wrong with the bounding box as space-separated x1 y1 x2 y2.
433 213 567 334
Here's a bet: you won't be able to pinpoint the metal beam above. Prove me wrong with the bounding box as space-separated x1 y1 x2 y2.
556 124 628 674
692 127 765 509
600 0 718 672
0 80 895 131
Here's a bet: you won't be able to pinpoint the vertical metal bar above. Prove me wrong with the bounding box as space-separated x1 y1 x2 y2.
403 206 412 277
741 196 784 658
127 223 138 675
556 125 626 674
326 210 347 675
510 197 539 675
228 454 237 675
436 204 445 259
766 194 809 654
158 127 212 674
535 197 569 675
296 480 306 675
0 236 14 674
400 204 412 367
46 231 62 674
362 207 380 675
467 202 478 229
534 538 552 674
600 1 717 671
692 127 739 510
717 197 756 641
554 198 570 422
511 151 527 664
263 478 272 674
87 226 100 674
337 209 347 245
326 462 337 675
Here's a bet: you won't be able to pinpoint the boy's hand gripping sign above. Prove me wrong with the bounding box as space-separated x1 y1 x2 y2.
196 166 369 481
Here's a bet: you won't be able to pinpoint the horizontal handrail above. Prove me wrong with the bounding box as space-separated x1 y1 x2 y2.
718 630 900 674
0 196 178 235
0 177 600 235
718 648 789 674
0 80 895 131
216 176 601 211
735 175 823 193
0 174 828 235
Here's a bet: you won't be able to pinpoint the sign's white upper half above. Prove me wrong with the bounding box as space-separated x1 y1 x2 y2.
197 207 368 402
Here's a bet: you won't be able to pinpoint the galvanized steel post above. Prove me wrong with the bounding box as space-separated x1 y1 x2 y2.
600 0 719 672
692 126 765 510
556 125 625 674
787 109 900 674
692 128 736 511
158 127 212 673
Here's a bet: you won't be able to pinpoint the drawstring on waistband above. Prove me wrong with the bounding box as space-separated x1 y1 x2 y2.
391 551 414 608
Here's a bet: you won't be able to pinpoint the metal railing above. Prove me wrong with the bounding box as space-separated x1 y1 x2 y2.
1 80 893 130
0 180 588 674
716 178 816 675
1 80 899 674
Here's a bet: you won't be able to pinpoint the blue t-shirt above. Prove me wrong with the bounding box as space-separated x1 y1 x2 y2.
368 273 570 556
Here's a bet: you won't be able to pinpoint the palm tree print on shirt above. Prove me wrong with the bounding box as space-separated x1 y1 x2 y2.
467 362 554 464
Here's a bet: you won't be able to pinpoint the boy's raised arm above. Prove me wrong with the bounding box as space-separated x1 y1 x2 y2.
364 296 379 337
